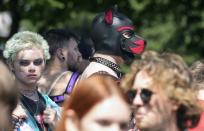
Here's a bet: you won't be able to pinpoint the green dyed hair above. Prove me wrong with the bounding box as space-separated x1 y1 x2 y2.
3 31 50 61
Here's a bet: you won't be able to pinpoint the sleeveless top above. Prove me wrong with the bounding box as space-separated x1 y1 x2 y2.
49 72 80 103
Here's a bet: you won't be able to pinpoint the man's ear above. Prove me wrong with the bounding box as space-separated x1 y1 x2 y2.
65 109 80 131
56 48 65 61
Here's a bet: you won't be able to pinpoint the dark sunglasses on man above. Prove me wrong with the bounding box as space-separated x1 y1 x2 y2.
126 88 154 104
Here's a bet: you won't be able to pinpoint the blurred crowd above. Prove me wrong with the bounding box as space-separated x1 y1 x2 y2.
0 6 203 131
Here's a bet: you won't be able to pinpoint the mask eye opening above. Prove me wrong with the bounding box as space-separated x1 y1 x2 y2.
122 30 134 39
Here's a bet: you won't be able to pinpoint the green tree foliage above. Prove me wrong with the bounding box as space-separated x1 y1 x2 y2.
129 0 204 64
0 0 203 64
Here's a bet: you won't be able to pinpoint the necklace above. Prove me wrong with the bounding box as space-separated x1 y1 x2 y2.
89 57 122 78
21 89 39 101
21 94 39 116
20 93 47 130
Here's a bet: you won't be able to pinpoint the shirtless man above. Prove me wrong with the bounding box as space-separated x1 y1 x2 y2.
38 29 82 104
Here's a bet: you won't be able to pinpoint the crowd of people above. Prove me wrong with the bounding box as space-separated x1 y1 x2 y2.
0 7 203 131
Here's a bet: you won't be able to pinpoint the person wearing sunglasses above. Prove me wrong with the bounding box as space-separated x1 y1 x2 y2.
3 31 60 131
121 51 201 131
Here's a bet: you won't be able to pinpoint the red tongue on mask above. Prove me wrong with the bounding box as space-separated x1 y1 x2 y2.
130 40 145 54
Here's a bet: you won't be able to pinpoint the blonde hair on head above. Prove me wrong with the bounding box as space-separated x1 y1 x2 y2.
121 50 201 130
190 60 204 90
3 31 50 61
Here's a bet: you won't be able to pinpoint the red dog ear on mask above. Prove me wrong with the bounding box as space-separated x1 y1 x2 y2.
104 9 113 25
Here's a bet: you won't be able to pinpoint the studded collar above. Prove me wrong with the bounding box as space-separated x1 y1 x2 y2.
89 57 122 79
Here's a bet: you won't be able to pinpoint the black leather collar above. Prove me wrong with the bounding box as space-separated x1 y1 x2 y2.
89 57 122 79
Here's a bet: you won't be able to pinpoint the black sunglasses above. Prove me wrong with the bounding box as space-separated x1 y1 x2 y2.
126 88 153 104
18 58 44 66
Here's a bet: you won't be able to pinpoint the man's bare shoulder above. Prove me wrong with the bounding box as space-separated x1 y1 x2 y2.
37 73 59 94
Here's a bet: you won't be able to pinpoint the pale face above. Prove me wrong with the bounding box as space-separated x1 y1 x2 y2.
132 71 175 130
64 38 82 70
80 96 130 131
12 47 45 86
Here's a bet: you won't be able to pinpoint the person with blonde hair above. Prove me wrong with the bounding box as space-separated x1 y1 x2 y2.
3 31 60 131
188 60 204 131
190 60 204 99
121 51 201 131
55 74 131 131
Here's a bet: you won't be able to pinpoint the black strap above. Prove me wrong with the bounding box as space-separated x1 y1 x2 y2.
49 95 64 103
89 57 122 79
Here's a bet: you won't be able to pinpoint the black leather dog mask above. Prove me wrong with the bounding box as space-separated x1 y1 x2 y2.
91 8 146 61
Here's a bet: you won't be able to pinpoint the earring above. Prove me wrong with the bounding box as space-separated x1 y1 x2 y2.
61 56 65 62
62 57 65 60
11 69 14 73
